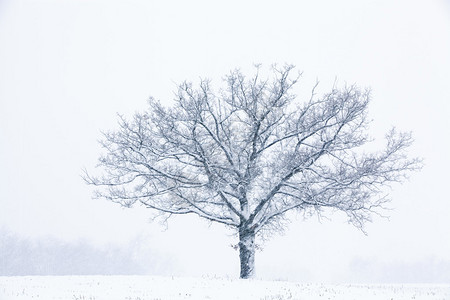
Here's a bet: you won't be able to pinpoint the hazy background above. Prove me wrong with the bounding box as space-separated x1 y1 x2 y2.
1 0 449 283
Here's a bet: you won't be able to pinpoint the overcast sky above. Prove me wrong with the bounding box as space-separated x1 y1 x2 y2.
1 0 450 283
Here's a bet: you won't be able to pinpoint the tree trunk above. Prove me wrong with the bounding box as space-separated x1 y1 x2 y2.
239 228 255 279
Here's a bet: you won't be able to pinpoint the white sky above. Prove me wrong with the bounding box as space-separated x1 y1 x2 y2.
1 0 450 282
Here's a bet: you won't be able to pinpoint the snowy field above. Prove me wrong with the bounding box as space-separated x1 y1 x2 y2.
0 276 449 300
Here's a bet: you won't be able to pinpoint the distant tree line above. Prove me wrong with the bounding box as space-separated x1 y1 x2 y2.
0 228 168 276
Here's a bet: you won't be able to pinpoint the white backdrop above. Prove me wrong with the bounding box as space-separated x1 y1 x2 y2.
1 0 449 282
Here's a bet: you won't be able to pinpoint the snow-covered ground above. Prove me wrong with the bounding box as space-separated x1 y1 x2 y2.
0 275 449 300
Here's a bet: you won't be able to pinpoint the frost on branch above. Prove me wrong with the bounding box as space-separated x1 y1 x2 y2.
84 65 421 278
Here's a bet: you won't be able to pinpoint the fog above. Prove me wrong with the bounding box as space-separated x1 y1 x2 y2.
0 228 173 276
1 0 450 283
2 225 450 283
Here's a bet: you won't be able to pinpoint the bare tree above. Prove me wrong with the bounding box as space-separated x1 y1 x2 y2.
84 65 421 279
